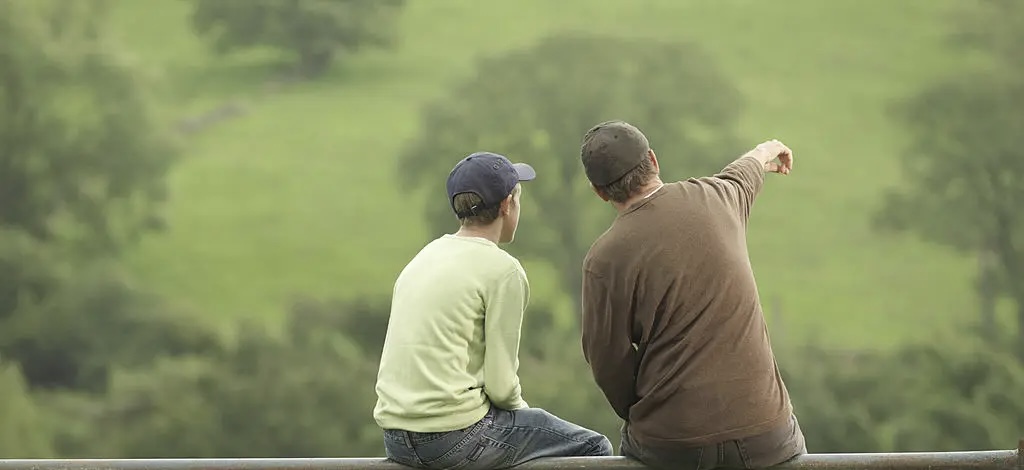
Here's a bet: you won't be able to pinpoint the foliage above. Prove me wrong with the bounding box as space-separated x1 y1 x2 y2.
60 297 388 458
786 333 1024 452
189 0 407 77
398 33 744 313
0 0 192 395
0 260 220 392
874 0 1024 351
0 362 53 458
0 0 178 257
950 0 1024 69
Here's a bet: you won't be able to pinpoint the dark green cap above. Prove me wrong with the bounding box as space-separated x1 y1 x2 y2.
580 120 650 186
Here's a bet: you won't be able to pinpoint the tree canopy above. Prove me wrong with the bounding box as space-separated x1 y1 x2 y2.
189 0 407 77
398 33 745 313
874 0 1024 352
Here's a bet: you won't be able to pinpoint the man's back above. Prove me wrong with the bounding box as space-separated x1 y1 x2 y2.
374 234 526 433
582 155 792 448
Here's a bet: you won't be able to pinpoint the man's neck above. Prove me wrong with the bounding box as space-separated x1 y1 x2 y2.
613 177 665 213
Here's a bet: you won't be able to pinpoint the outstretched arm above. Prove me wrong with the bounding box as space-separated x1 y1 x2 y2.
708 139 793 223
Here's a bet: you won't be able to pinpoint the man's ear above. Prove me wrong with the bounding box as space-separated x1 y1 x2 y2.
590 183 610 202
649 148 660 173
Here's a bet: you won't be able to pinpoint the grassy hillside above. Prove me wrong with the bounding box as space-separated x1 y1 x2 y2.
111 0 978 348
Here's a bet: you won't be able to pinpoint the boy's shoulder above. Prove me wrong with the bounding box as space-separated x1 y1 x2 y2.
408 235 525 278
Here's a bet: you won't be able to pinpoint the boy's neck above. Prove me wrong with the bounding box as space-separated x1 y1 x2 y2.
455 223 502 244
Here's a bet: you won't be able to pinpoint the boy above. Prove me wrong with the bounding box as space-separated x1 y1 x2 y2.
374 152 612 470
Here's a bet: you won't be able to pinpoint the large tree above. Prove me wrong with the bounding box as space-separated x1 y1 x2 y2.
398 33 744 315
874 0 1024 352
0 0 183 390
189 0 407 77
0 0 177 256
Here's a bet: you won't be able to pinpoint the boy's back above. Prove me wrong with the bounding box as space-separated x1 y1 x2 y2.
374 234 528 433
374 151 611 470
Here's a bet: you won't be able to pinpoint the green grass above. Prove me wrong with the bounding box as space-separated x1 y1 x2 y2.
112 0 978 348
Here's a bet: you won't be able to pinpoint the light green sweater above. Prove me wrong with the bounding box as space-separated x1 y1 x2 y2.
373 234 530 432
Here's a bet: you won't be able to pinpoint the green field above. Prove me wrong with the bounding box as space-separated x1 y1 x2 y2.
112 0 978 348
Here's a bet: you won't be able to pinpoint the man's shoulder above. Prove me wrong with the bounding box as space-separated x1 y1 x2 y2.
583 223 625 277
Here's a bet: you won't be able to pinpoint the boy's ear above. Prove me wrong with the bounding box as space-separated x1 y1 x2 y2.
500 194 513 215
590 183 610 202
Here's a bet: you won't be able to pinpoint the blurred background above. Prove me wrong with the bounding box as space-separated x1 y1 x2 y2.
1 0 1022 459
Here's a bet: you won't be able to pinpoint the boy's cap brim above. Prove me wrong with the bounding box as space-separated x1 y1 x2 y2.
513 163 537 182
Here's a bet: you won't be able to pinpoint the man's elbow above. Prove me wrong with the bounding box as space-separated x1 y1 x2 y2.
613 404 631 422
594 379 637 420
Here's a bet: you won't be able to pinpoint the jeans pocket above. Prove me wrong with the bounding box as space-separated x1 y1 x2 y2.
383 432 422 468
458 436 516 470
412 430 479 470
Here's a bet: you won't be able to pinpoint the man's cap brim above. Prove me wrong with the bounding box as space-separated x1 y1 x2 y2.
513 163 537 182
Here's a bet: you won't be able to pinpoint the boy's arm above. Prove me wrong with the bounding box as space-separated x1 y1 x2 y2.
483 266 530 410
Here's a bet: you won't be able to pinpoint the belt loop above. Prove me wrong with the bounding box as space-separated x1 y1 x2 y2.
403 430 414 448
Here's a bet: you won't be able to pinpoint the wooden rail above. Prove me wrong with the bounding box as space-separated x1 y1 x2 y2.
2 442 1021 470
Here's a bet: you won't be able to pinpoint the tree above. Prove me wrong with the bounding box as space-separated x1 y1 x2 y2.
0 0 178 335
0 260 221 392
785 332 1024 452
873 0 1024 353
189 0 407 78
74 297 388 458
0 0 177 256
398 33 744 316
951 0 1024 70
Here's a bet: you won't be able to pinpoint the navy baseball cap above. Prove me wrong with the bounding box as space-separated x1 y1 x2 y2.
446 152 536 218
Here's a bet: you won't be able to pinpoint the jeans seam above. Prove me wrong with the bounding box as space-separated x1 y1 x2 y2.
420 432 477 466
510 424 589 446
482 436 517 467
509 424 605 456
736 439 752 468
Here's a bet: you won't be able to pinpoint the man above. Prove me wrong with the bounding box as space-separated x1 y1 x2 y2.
578 120 806 470
374 151 613 470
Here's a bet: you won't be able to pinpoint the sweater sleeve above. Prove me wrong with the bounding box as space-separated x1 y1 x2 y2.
704 154 766 224
581 266 637 421
483 266 530 410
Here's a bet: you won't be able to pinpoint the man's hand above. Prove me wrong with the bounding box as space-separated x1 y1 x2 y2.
753 139 793 175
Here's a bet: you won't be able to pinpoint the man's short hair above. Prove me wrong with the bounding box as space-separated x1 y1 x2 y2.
453 184 520 226
580 120 657 203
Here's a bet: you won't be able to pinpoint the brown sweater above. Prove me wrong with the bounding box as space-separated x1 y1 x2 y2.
581 154 792 448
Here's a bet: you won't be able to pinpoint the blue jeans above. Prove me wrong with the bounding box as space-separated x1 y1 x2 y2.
383 405 613 470
621 414 807 470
